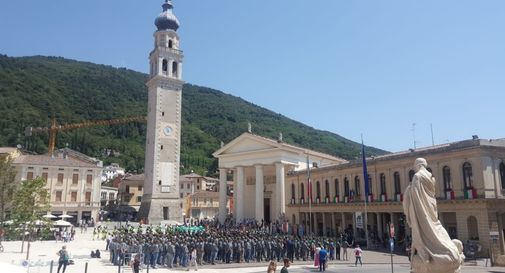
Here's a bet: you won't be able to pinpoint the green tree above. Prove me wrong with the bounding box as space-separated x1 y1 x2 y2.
10 177 50 258
0 157 17 226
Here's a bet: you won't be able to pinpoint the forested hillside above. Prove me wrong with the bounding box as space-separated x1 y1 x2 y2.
0 55 386 175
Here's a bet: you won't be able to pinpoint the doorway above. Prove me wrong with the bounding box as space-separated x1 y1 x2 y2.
264 198 271 224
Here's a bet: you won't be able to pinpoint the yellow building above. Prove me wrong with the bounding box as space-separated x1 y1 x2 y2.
286 138 505 258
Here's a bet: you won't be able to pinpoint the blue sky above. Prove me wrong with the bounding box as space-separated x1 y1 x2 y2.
1 0 504 152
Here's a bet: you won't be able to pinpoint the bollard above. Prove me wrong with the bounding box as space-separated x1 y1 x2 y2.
146 263 149 273
118 263 121 273
85 261 88 273
49 260 54 273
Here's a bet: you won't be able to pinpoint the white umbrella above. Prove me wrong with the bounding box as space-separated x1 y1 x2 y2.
3 220 14 225
42 214 57 219
54 220 73 227
59 214 73 219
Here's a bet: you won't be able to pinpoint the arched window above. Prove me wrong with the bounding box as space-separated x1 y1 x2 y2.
463 162 473 189
344 177 350 197
325 180 330 198
172 61 178 78
500 162 505 190
354 176 361 196
162 59 168 73
168 39 173 48
394 172 401 194
300 183 305 200
316 181 321 199
443 166 452 190
409 170 415 182
291 184 296 200
334 179 340 197
467 216 479 240
380 173 386 194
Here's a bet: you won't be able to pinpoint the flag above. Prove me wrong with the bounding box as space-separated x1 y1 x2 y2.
362 138 370 201
306 156 312 203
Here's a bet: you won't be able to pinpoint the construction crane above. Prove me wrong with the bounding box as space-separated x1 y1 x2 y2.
25 116 147 153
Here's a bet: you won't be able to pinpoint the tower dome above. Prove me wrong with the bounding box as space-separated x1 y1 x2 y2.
155 0 180 31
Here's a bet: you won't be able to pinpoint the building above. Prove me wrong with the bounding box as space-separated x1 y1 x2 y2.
213 132 345 224
118 174 144 214
179 172 218 198
11 148 103 225
0 147 21 161
215 134 505 259
100 186 118 207
184 191 221 220
101 163 125 182
139 0 184 224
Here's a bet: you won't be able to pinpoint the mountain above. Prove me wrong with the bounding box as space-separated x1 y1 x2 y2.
0 55 387 175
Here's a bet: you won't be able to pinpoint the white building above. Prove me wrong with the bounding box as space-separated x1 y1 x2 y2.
12 148 103 224
101 163 125 182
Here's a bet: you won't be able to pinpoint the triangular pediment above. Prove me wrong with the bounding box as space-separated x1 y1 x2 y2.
213 133 280 157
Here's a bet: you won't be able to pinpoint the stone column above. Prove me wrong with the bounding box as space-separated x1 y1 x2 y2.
236 166 245 222
255 165 264 222
275 163 286 220
322 212 327 236
377 213 383 240
218 168 227 224
331 212 336 237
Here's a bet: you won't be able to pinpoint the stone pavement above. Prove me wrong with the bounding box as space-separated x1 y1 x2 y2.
0 226 501 273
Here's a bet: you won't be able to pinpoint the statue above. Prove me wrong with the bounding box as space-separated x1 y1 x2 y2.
403 158 465 273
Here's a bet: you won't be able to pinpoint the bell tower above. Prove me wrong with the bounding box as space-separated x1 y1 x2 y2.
139 0 184 224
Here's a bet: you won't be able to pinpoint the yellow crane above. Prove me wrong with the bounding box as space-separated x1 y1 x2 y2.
25 116 147 153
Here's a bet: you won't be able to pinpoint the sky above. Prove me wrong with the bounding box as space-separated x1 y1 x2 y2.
1 0 504 152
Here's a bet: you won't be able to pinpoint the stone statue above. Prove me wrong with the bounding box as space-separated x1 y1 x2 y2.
403 158 465 273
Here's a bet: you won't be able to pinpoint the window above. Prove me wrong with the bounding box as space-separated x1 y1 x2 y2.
138 186 143 191
137 196 142 203
126 186 130 193
71 191 77 202
26 172 34 180
42 172 48 181
291 184 296 200
180 183 184 189
55 191 62 202
500 162 505 190
172 61 178 78
57 173 64 184
72 174 79 185
86 175 92 185
163 207 169 220
354 176 361 196
409 170 415 182
443 166 452 190
162 59 168 73
344 177 350 197
316 181 321 199
380 173 386 194
300 183 305 200
109 193 115 200
325 180 330 198
463 162 473 189
394 172 401 194
85 192 91 203
168 40 173 48
334 179 340 197
180 193 183 198
187 183 191 189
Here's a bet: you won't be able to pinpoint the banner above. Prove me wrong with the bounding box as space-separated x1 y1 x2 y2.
356 212 364 229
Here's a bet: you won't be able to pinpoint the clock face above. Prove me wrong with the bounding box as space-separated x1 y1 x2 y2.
163 126 173 136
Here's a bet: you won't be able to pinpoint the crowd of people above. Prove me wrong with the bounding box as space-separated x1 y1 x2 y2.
99 218 364 272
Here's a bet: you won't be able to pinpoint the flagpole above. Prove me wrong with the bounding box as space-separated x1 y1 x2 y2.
361 134 370 249
306 155 312 236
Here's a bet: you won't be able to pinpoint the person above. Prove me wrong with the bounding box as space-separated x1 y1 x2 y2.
318 246 328 272
403 158 464 273
57 245 69 273
132 254 140 273
267 260 277 273
280 258 290 273
188 248 198 271
95 249 101 258
313 245 320 267
354 244 363 266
